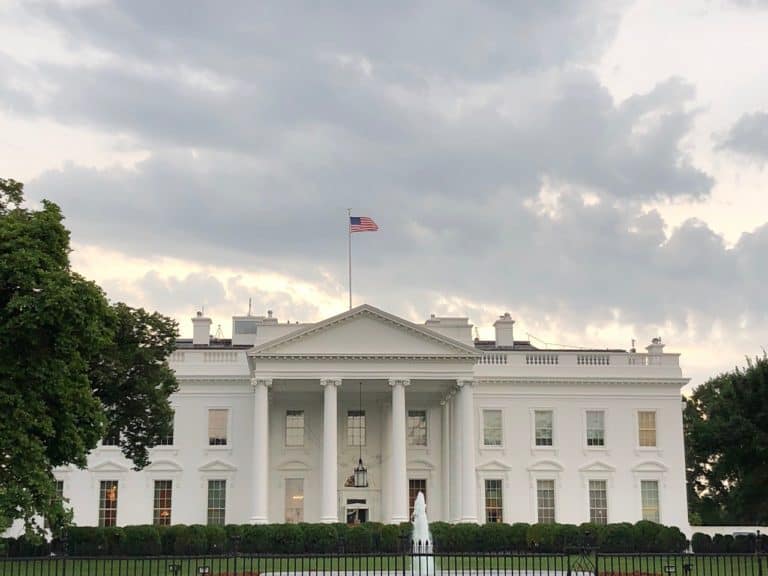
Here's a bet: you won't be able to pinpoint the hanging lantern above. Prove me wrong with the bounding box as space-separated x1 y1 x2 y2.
353 457 368 488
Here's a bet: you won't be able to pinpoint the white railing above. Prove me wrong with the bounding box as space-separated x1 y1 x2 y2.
577 354 610 365
169 352 185 363
477 352 508 365
526 353 559 365
203 351 239 363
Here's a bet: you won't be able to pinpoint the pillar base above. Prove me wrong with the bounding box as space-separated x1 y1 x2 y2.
249 515 268 525
320 515 338 524
390 514 409 524
458 515 478 523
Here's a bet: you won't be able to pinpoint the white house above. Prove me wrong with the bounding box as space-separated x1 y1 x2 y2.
51 304 690 530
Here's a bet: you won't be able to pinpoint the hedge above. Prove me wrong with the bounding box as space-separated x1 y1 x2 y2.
0 521 694 557
691 531 767 554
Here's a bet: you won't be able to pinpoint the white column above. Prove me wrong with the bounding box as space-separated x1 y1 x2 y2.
449 391 461 522
250 377 271 524
440 397 450 522
457 378 477 522
320 377 341 523
389 377 410 523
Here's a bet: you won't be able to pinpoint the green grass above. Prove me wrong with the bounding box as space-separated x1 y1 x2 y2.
0 554 764 576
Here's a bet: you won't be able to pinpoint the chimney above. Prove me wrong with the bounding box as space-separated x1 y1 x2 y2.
192 311 212 346
493 313 515 348
646 337 665 356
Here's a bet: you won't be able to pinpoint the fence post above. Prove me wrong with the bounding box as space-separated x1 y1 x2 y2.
594 551 599 576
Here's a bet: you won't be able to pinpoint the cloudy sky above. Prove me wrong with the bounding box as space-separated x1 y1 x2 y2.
2 0 767 389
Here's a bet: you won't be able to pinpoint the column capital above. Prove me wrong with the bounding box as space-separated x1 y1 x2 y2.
388 377 411 388
456 377 475 389
251 377 272 388
320 377 342 388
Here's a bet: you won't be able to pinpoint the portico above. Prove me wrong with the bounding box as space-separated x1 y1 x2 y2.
245 305 481 524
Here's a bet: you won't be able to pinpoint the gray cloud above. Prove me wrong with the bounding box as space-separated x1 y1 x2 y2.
3 0 765 353
721 111 768 160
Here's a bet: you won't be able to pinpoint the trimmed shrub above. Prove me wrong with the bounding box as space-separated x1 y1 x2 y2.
224 524 243 553
270 523 304 554
509 523 530 551
301 523 337 553
691 532 712 553
478 522 513 552
450 523 480 553
556 524 580 550
656 526 687 553
159 524 187 555
712 533 734 553
634 521 663 552
67 526 109 556
732 534 753 553
174 524 208 555
346 523 375 553
122 525 161 556
527 524 559 553
331 523 349 552
379 524 401 552
205 525 227 554
577 523 604 549
428 521 452 552
602 523 635 553
240 524 270 554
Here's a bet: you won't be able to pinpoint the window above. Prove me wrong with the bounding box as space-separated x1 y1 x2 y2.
641 480 660 522
485 479 503 523
286 410 305 447
409 479 427 518
98 481 118 527
208 409 228 446
536 479 556 524
102 430 119 446
285 478 304 523
586 410 605 447
153 480 173 526
408 410 427 446
157 412 174 446
44 480 65 530
638 411 657 447
207 480 226 525
589 480 608 525
535 410 554 446
347 410 366 446
483 410 503 446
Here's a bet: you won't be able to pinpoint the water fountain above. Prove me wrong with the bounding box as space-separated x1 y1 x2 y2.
411 491 436 575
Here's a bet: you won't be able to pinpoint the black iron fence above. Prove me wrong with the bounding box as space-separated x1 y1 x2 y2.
0 551 766 576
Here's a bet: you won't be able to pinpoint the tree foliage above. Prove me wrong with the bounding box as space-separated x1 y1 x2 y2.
0 178 178 533
685 354 768 524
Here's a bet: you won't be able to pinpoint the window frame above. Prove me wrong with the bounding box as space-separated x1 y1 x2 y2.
347 409 366 447
637 410 658 449
98 480 119 527
640 479 661 523
207 407 231 448
408 478 427 518
153 480 173 526
588 479 608 525
536 478 557 524
206 479 227 526
482 409 504 448
484 478 504 524
585 409 607 449
532 409 555 449
285 410 305 448
407 410 428 447
156 411 175 447
284 477 305 524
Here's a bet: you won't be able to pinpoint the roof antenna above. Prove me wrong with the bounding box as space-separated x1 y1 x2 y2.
473 326 480 341
630 338 636 353
248 297 252 317
215 324 224 339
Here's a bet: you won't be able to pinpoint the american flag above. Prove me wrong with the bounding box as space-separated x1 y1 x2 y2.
350 216 379 232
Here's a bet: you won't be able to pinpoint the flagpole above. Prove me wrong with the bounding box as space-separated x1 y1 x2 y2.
347 208 352 310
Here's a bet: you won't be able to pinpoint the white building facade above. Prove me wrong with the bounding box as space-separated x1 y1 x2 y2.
52 304 690 530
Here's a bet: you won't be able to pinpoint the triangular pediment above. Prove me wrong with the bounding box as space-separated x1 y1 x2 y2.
477 459 512 471
632 460 668 473
90 460 130 473
527 459 565 472
198 459 238 472
146 459 183 473
249 304 480 359
579 460 616 473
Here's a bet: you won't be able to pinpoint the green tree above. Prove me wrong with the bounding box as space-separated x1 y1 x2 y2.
685 354 768 524
0 178 178 533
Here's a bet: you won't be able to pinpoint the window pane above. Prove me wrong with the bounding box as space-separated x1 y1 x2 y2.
286 410 305 447
536 479 555 524
45 480 65 530
285 478 304 523
347 410 366 446
409 479 427 518
208 409 228 446
207 480 226 525
638 411 657 447
99 481 118 527
535 411 554 446
483 410 503 446
158 412 174 446
102 431 120 446
588 480 608 525
407 410 427 446
641 480 660 522
586 410 605 447
153 480 173 526
485 479 503 523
